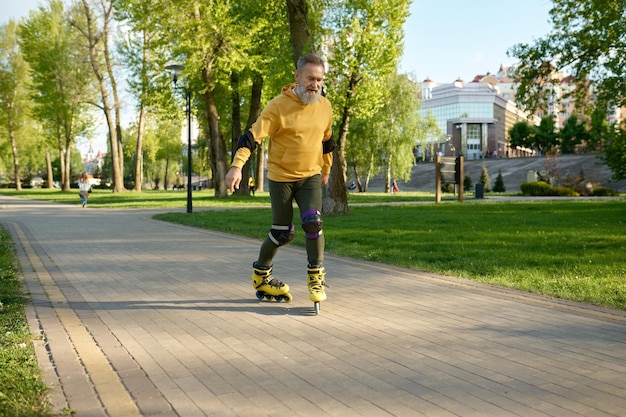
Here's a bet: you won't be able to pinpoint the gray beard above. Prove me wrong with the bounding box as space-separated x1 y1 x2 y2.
295 85 321 105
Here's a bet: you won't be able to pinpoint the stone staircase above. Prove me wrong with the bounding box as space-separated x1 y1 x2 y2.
363 154 626 193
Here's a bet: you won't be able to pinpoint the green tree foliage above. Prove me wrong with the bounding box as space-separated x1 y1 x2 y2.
376 74 425 190
508 121 534 151
559 115 588 154
323 0 411 214
0 20 33 190
20 1 95 190
73 0 126 192
602 126 626 181
509 0 626 115
533 116 559 154
587 109 611 151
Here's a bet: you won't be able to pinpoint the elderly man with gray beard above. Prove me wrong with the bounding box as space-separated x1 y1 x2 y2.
225 54 334 313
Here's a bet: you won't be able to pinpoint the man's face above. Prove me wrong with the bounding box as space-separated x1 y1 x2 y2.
295 63 324 105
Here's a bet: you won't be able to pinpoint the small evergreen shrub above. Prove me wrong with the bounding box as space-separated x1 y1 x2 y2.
463 174 472 192
493 170 506 193
520 181 552 196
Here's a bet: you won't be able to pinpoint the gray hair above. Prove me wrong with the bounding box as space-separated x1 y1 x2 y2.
296 54 325 72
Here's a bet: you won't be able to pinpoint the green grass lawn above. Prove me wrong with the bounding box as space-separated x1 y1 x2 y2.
0 188 450 208
0 228 53 417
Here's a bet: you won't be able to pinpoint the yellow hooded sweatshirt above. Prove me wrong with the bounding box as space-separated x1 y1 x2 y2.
231 83 333 182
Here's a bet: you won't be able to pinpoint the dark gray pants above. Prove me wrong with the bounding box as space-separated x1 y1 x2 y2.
257 175 324 268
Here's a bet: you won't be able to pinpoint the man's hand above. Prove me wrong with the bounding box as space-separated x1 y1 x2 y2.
321 173 329 187
225 167 242 193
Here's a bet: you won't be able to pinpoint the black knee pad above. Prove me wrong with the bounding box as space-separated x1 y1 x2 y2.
269 224 294 246
301 209 323 239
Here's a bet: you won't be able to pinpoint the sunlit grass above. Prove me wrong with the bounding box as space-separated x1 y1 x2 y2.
0 188 453 208
0 228 53 417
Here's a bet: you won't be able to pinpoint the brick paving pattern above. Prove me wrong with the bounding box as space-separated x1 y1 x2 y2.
1 196 625 417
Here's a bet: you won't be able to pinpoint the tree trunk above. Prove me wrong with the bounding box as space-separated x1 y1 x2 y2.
324 114 350 215
231 71 250 196
78 0 125 192
323 72 359 215
385 154 392 193
46 150 54 189
203 78 228 197
61 115 74 191
133 105 145 191
58 146 67 191
132 30 148 192
9 116 21 191
64 136 72 190
164 157 170 190
248 73 264 193
286 0 311 66
101 0 124 186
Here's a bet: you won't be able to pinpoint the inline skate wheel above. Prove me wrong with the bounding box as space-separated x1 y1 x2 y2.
314 301 320 315
255 291 264 301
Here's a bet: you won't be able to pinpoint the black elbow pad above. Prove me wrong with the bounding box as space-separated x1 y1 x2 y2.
323 134 335 154
236 130 257 152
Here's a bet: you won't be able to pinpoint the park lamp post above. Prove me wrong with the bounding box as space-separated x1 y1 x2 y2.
165 63 192 213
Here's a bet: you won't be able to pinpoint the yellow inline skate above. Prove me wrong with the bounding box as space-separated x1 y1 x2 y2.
252 263 292 303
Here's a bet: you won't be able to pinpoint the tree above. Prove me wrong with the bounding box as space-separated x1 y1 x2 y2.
602 125 626 181
533 116 559 154
371 74 424 192
559 115 588 154
286 0 312 66
73 0 126 192
323 0 411 214
508 121 534 151
115 0 182 192
20 1 95 191
0 20 31 190
150 0 251 197
587 109 610 151
508 0 626 115
231 0 293 195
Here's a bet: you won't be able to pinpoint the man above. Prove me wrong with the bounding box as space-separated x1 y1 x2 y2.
225 53 334 305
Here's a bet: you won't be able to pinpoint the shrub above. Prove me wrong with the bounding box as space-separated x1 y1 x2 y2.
520 181 552 196
550 186 579 197
479 165 491 192
493 170 506 192
463 174 472 192
441 183 455 193
593 187 621 196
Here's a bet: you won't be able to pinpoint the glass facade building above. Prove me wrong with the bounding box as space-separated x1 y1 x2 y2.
419 81 534 160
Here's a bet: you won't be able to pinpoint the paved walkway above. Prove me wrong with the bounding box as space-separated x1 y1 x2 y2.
1 196 625 417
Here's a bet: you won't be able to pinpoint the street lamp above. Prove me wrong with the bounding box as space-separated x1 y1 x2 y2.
165 63 192 213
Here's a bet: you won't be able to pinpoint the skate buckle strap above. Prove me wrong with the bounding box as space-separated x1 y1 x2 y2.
256 276 285 290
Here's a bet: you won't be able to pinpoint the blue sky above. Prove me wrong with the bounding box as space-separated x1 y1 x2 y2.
400 0 554 82
5 0 554 83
